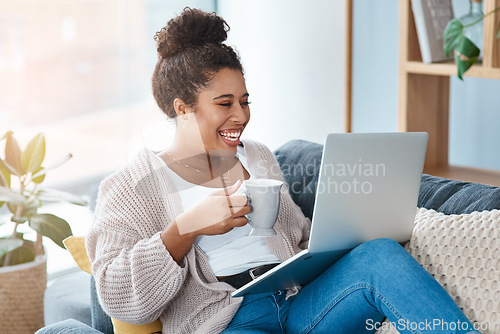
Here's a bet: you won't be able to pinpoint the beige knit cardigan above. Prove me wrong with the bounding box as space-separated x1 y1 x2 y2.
86 139 311 334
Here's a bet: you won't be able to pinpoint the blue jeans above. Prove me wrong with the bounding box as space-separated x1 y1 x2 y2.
37 239 481 334
222 238 481 334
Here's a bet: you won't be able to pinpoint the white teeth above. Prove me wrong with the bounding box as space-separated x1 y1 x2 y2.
219 130 241 141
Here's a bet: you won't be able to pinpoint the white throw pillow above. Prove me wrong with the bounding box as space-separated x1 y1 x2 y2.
376 208 500 334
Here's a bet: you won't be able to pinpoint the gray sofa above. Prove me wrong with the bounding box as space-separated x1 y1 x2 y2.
46 139 500 333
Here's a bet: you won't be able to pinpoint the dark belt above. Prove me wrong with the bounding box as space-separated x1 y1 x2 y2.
217 263 279 289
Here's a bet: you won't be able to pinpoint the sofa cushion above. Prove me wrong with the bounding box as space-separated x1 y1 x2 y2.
418 174 500 214
64 236 92 274
274 139 322 220
44 271 92 327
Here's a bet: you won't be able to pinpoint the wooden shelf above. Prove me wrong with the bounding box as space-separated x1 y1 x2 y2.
399 0 500 186
404 61 500 79
425 165 500 187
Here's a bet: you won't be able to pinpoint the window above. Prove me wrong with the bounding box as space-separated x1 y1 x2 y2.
0 0 215 275
0 0 215 189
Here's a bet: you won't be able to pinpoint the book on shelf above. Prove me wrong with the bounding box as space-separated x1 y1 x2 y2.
410 0 455 63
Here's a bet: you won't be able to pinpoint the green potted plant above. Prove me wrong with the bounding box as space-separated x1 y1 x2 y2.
0 130 88 333
444 2 500 79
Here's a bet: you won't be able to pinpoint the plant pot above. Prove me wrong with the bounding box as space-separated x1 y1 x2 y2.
0 241 47 334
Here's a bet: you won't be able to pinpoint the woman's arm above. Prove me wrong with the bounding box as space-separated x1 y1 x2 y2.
160 221 196 263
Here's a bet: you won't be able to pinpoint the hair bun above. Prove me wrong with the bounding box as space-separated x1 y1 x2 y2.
155 8 229 59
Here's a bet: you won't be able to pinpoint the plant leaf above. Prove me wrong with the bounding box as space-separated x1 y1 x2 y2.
497 20 500 38
1 130 13 141
30 153 73 182
0 186 28 205
45 153 73 172
36 188 88 206
10 199 38 222
0 239 23 259
21 133 45 174
3 245 35 266
0 158 17 176
11 216 29 224
0 164 10 208
29 213 73 248
7 203 17 215
454 35 480 80
0 173 6 188
32 167 46 184
4 132 24 176
444 18 464 57
0 162 10 187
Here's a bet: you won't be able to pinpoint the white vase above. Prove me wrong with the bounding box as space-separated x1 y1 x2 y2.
459 0 484 60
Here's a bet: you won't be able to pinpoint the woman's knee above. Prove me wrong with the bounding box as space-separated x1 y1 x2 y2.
349 238 411 269
354 238 404 255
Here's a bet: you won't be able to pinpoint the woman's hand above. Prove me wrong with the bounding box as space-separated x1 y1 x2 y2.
176 180 250 237
160 180 250 262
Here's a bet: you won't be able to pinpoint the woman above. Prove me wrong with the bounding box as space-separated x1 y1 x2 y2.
39 8 481 334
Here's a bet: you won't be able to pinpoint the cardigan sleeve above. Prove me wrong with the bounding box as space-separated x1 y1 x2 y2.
86 168 189 325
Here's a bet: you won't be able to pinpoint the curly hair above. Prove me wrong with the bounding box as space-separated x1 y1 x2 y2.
152 8 244 119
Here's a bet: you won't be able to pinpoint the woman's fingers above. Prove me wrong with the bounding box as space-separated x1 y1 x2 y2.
231 216 248 228
227 194 248 208
233 205 251 217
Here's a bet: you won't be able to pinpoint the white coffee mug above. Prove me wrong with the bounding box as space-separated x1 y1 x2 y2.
242 179 283 237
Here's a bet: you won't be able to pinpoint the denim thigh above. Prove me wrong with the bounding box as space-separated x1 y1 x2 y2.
286 238 477 334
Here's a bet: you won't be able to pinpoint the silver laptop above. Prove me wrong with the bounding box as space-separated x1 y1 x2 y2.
232 132 428 297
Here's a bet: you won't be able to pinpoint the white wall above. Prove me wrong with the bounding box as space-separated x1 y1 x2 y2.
217 0 347 151
351 0 399 133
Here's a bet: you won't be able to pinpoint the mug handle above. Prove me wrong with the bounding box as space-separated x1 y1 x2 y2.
245 192 253 227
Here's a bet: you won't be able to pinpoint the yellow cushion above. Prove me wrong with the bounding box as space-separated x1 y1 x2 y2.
63 236 163 334
111 319 162 334
63 236 92 274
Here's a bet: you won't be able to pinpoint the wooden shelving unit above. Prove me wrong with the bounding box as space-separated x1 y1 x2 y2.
398 0 500 186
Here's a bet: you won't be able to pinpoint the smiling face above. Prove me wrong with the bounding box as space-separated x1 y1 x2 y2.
177 68 250 157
